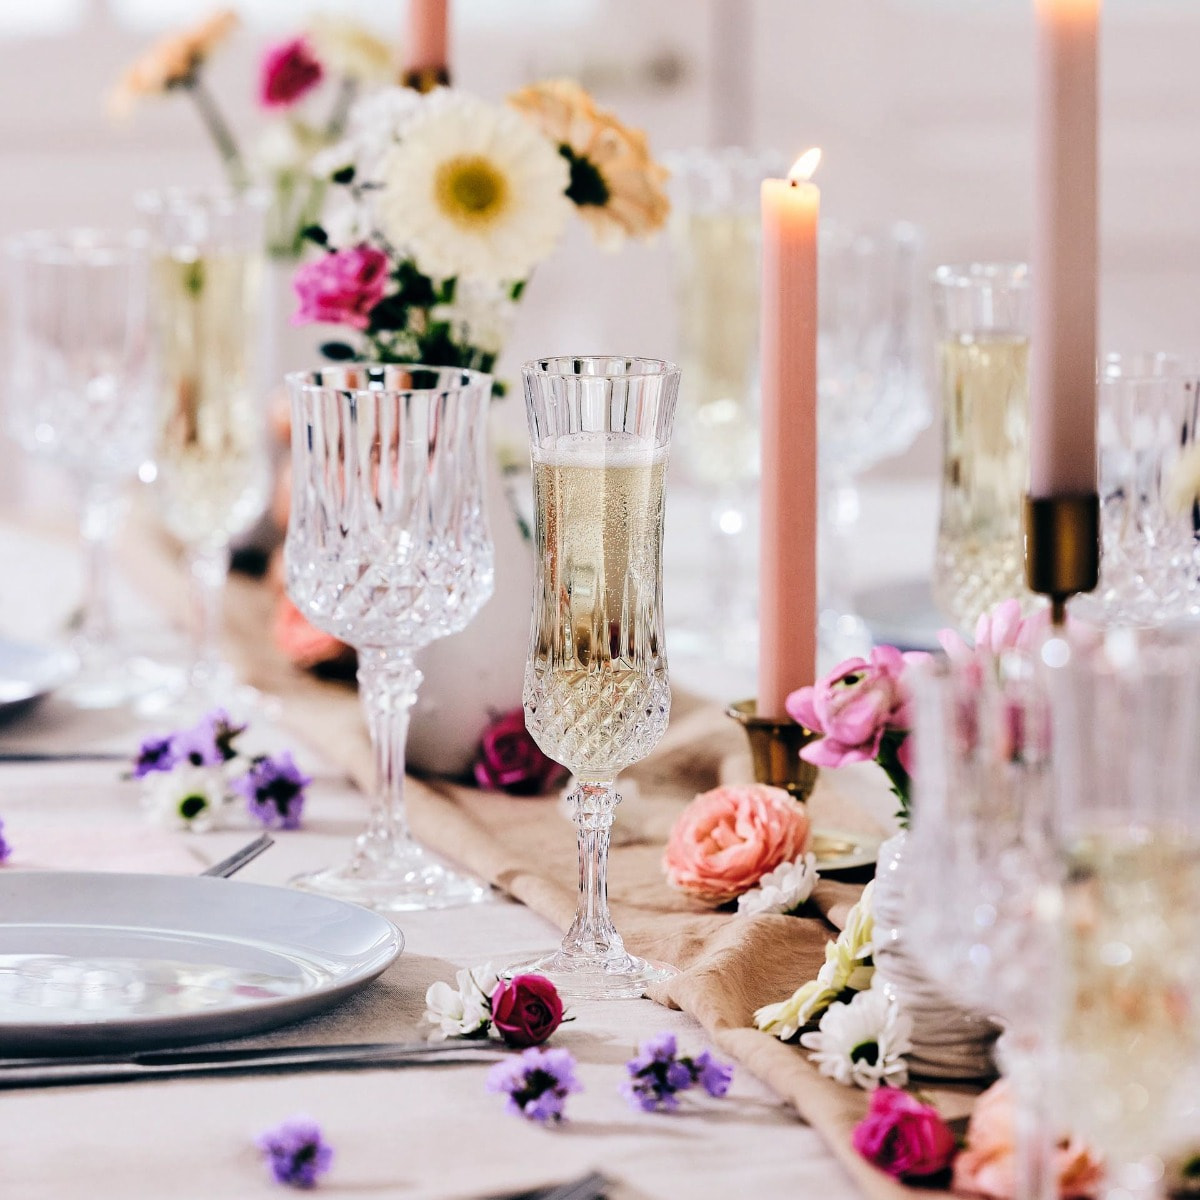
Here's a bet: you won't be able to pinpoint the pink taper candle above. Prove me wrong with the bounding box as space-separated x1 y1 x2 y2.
1030 0 1100 497
757 150 821 719
405 0 449 76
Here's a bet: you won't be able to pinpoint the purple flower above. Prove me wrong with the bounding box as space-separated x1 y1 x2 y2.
256 1116 333 1189
621 1033 733 1112
486 1047 582 1124
171 709 245 768
0 818 11 865
233 752 312 830
132 734 177 779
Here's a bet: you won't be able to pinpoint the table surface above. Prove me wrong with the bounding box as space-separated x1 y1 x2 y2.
0 487 932 1200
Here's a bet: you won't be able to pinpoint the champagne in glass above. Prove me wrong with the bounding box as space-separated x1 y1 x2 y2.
138 188 269 706
516 357 680 1000
931 264 1030 631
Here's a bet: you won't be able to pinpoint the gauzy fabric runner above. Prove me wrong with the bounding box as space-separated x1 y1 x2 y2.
124 546 982 1200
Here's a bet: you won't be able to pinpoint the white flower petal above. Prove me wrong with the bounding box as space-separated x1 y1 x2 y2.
799 985 912 1090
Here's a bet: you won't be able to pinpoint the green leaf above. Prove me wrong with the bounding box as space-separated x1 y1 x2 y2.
331 165 355 185
319 341 357 361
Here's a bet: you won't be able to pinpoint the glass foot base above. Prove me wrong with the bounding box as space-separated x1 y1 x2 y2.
508 948 677 1001
290 847 490 914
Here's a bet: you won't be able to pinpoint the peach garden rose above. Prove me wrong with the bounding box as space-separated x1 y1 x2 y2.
663 784 811 905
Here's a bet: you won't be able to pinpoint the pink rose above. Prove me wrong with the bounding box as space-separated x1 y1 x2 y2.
853 1086 958 1182
938 598 1049 666
292 245 390 331
259 37 323 108
787 646 926 769
490 975 564 1048
473 709 565 796
663 784 810 904
953 1080 1104 1200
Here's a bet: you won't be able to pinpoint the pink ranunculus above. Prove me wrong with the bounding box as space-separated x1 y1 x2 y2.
662 784 810 905
938 598 1050 666
787 646 926 769
953 1080 1104 1200
473 709 565 796
259 36 324 108
292 244 390 330
852 1085 958 1182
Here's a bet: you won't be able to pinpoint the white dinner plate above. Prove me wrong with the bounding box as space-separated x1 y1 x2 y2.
811 828 882 872
0 637 77 714
0 873 403 1054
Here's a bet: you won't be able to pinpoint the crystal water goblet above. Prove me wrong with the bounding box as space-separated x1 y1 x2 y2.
514 356 680 999
1046 628 1200 1199
137 187 271 709
4 229 156 708
285 364 494 912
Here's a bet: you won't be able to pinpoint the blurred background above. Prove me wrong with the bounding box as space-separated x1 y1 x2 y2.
3 0 1199 484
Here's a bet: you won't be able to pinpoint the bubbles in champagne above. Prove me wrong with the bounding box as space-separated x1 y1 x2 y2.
524 431 670 779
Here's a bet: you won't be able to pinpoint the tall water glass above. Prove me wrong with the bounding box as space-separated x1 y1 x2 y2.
137 187 270 704
285 365 494 912
1077 353 1200 626
931 263 1031 630
517 356 680 999
4 230 154 707
1048 629 1200 1198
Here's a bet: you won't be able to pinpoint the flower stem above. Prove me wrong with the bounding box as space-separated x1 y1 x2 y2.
184 75 249 191
324 76 358 141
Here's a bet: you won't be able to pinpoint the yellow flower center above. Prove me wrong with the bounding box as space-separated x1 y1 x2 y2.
434 155 509 228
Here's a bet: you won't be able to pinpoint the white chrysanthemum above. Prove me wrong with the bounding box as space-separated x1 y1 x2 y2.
312 86 425 183
320 192 372 249
430 278 515 356
424 962 500 1040
142 765 225 833
799 984 913 1090
376 92 570 284
738 852 819 916
754 979 841 1041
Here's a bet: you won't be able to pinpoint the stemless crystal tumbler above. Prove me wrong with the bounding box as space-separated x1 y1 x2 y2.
285 365 494 911
516 356 680 999
931 263 1031 630
137 187 270 706
5 229 155 707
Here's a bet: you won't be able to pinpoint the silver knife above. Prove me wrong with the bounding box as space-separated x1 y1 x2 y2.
0 1040 504 1089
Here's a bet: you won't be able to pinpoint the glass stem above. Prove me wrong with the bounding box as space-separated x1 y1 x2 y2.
999 1034 1058 1200
187 543 229 687
77 483 124 660
355 648 422 868
563 782 624 961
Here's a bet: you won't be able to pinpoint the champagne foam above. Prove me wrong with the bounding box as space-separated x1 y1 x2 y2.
533 431 665 468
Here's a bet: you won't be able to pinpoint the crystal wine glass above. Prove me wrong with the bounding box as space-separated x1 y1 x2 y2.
285 364 494 912
1046 628 1200 1199
514 356 680 1000
4 229 156 708
137 187 271 709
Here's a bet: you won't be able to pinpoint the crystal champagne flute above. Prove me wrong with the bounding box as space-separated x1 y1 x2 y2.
285 365 494 912
515 356 680 999
4 229 156 707
137 187 270 708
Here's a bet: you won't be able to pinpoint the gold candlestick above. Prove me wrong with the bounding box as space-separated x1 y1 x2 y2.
727 699 819 802
1023 493 1100 623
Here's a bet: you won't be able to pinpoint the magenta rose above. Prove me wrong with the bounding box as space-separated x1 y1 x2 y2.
490 975 564 1048
787 645 926 769
259 37 323 108
292 245 390 331
473 709 565 796
853 1086 958 1182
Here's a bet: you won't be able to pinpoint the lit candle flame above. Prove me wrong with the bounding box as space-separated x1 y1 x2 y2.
788 148 822 184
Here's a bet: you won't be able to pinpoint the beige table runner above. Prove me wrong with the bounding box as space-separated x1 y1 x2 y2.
123 544 979 1200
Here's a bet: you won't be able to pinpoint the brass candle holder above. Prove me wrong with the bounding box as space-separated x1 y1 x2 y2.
1023 493 1100 622
726 699 820 803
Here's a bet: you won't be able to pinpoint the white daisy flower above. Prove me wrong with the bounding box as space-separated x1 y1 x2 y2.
737 852 819 916
376 91 571 284
142 765 225 832
800 984 913 1090
424 962 500 1040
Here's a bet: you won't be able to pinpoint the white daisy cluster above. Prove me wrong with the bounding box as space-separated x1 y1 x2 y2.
754 881 876 1040
424 963 501 1040
800 982 913 1090
736 852 820 917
